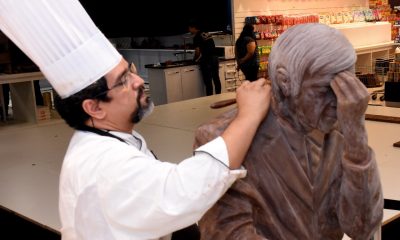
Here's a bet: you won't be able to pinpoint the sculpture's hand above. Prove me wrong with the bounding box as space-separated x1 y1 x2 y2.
330 71 369 163
330 71 369 130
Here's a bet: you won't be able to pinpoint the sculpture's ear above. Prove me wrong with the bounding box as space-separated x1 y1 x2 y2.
276 66 290 97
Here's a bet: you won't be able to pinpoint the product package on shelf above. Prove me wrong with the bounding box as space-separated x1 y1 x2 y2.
36 106 51 121
364 9 376 22
257 45 271 78
246 14 319 42
391 6 400 42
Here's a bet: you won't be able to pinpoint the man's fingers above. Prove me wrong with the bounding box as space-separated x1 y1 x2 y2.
251 78 271 87
255 78 266 86
240 78 266 89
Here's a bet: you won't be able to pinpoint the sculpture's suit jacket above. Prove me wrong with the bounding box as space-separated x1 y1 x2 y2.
194 109 383 240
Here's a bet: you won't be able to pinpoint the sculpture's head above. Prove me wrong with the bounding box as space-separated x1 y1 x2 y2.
268 23 356 133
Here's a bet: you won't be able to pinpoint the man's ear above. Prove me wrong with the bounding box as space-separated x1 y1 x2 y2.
82 99 106 120
276 66 291 97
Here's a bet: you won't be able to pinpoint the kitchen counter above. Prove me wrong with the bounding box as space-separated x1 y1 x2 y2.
144 60 197 69
144 57 235 69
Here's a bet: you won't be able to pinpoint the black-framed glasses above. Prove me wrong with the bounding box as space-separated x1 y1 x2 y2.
93 62 138 99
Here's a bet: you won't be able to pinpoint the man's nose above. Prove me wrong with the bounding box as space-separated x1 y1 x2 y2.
131 74 144 89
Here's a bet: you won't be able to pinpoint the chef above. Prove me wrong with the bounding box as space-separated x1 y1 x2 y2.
0 0 271 239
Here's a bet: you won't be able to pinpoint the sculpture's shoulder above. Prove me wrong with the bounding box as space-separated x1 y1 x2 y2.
193 108 237 149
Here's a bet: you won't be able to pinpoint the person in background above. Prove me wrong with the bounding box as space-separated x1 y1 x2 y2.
0 1 271 239
194 23 383 240
235 23 260 81
188 19 221 96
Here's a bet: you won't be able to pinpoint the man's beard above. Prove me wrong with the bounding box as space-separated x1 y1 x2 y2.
131 87 154 124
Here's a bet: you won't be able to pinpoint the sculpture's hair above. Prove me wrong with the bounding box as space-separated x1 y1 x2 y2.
268 23 356 113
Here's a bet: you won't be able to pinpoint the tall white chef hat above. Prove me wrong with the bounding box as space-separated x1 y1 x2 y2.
0 0 122 98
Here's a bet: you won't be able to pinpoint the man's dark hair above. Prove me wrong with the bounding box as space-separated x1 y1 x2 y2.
188 18 202 30
54 77 111 130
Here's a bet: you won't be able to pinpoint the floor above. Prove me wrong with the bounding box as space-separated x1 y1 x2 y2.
382 218 400 239
0 206 60 240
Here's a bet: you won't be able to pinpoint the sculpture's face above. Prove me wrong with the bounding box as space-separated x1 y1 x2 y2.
296 73 338 133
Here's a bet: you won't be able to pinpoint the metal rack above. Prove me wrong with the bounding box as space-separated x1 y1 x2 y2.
356 55 393 88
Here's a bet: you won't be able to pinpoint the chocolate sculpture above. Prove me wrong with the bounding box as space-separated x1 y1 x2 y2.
194 23 383 240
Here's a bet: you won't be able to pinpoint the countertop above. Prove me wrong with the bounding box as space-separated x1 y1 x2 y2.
145 57 235 69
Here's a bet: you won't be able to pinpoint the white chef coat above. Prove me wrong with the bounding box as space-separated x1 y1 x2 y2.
59 130 246 240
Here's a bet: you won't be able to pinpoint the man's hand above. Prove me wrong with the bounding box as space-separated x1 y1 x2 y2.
222 78 271 169
236 78 271 123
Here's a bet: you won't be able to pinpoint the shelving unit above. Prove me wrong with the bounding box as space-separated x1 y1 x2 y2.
0 72 47 124
393 24 400 45
355 42 394 74
220 60 241 93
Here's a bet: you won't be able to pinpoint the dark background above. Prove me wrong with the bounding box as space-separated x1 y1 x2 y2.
391 0 400 8
79 0 232 38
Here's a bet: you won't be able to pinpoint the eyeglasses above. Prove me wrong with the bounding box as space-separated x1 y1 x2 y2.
93 62 138 99
111 62 138 90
